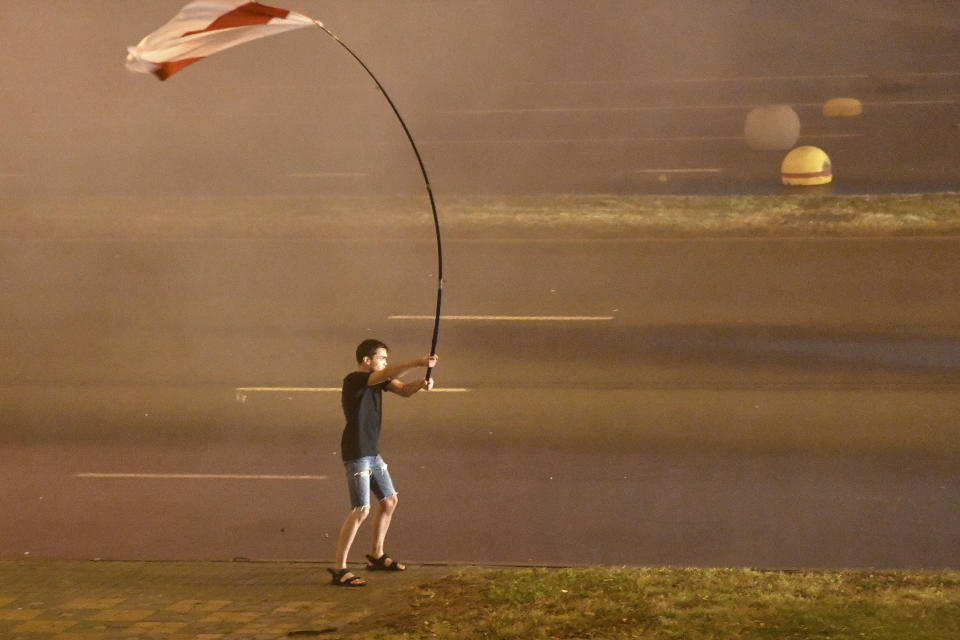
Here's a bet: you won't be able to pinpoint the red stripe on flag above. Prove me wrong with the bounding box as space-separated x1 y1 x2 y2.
781 170 832 178
154 58 203 80
182 2 291 37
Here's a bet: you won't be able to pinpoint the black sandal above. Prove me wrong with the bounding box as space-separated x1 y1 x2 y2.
366 553 405 571
328 568 367 587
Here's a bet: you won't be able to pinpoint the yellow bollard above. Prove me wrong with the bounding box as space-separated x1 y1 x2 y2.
823 97 863 117
744 104 801 150
781 146 832 185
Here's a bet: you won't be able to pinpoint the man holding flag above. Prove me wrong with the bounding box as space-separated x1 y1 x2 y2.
127 0 446 587
331 340 438 587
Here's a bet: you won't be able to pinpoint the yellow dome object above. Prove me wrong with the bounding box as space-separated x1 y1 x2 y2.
781 146 832 185
744 104 800 150
823 97 863 117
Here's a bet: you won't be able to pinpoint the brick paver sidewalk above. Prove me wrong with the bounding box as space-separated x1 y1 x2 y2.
0 560 455 639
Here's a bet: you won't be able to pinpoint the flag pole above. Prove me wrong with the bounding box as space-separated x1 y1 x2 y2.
313 21 443 380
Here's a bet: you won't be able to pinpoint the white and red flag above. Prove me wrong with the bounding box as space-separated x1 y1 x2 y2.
125 0 316 80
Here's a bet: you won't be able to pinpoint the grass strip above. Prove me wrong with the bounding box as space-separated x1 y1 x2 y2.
3 193 960 239
341 567 960 639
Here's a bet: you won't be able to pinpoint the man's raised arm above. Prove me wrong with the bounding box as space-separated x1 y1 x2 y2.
368 354 439 386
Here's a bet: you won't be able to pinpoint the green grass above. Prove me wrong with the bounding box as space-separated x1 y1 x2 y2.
2 193 960 239
340 567 960 639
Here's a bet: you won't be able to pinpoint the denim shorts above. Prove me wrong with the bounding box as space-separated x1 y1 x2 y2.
344 454 397 509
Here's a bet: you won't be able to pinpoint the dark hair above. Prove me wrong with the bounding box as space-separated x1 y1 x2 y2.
356 338 388 363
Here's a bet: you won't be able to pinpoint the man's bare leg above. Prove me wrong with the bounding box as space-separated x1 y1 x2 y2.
335 506 369 570
368 494 404 570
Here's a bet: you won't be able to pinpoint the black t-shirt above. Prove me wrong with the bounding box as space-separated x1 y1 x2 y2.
340 371 392 461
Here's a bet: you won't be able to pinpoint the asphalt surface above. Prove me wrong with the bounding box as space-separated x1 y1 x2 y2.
4 3 960 196
415 73 960 195
2 236 959 569
4 14 960 640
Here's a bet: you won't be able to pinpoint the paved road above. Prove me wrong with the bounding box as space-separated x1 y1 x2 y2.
2 237 959 568
4 3 960 196
415 75 960 194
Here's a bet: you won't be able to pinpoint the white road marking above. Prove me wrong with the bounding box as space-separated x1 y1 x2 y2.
516 73 875 84
440 98 956 116
458 71 960 87
418 133 865 145
443 105 795 115
239 386 341 392
804 133 866 138
429 135 748 143
235 386 469 393
75 473 326 481
288 172 367 178
866 99 959 106
630 168 722 174
389 315 614 321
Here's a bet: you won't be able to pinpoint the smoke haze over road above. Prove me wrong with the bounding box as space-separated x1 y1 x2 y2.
2 1 958 196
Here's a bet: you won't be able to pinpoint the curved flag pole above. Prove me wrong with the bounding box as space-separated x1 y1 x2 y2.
312 21 443 380
125 2 442 378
